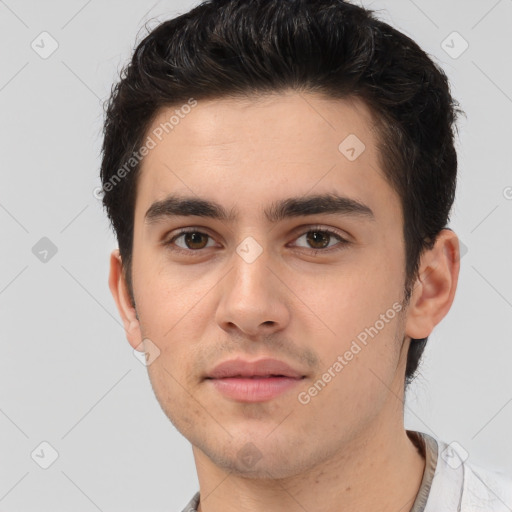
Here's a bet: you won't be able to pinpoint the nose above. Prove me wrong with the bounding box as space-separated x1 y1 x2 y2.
215 245 291 338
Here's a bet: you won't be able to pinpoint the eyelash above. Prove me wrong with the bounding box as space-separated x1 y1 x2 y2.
163 226 350 257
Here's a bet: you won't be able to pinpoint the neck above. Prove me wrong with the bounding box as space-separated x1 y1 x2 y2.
193 420 425 512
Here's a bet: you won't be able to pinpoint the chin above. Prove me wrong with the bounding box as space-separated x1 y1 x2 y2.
196 436 323 480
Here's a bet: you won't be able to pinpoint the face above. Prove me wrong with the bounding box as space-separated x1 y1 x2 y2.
115 92 416 478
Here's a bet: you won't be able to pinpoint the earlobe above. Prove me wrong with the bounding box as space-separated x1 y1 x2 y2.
108 249 143 350
404 229 460 340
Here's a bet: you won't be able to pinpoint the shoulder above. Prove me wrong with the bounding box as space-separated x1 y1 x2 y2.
461 461 512 511
433 436 512 511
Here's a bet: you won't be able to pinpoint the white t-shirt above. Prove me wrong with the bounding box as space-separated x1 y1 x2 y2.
180 430 512 511
411 430 512 511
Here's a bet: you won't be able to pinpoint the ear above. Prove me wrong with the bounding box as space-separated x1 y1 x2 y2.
108 249 143 351
405 229 461 339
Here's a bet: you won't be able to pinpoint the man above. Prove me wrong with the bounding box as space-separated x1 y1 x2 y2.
101 0 512 510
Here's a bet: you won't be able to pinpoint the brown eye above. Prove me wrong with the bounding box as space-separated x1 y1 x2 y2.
293 229 347 252
182 232 209 250
168 230 216 251
306 231 331 249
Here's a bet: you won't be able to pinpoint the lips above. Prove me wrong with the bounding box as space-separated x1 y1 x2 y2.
205 357 305 380
205 358 306 402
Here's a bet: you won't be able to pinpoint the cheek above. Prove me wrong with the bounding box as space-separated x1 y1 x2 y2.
133 260 213 336
298 310 404 433
146 360 204 436
294 260 401 335
296 268 405 389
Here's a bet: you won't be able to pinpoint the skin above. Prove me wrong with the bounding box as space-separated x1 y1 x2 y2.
109 91 460 512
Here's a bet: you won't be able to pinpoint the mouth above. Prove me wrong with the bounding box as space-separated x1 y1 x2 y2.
204 358 307 402
205 357 305 379
205 375 305 402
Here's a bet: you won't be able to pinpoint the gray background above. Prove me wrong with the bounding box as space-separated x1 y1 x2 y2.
1 0 511 510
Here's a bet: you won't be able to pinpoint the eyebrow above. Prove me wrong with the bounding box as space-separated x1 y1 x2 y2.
144 193 375 225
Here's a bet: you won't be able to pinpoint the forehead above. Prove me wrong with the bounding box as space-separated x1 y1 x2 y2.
134 91 399 226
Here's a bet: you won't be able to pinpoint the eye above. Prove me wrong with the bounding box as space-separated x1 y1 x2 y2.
291 228 349 253
166 229 217 252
